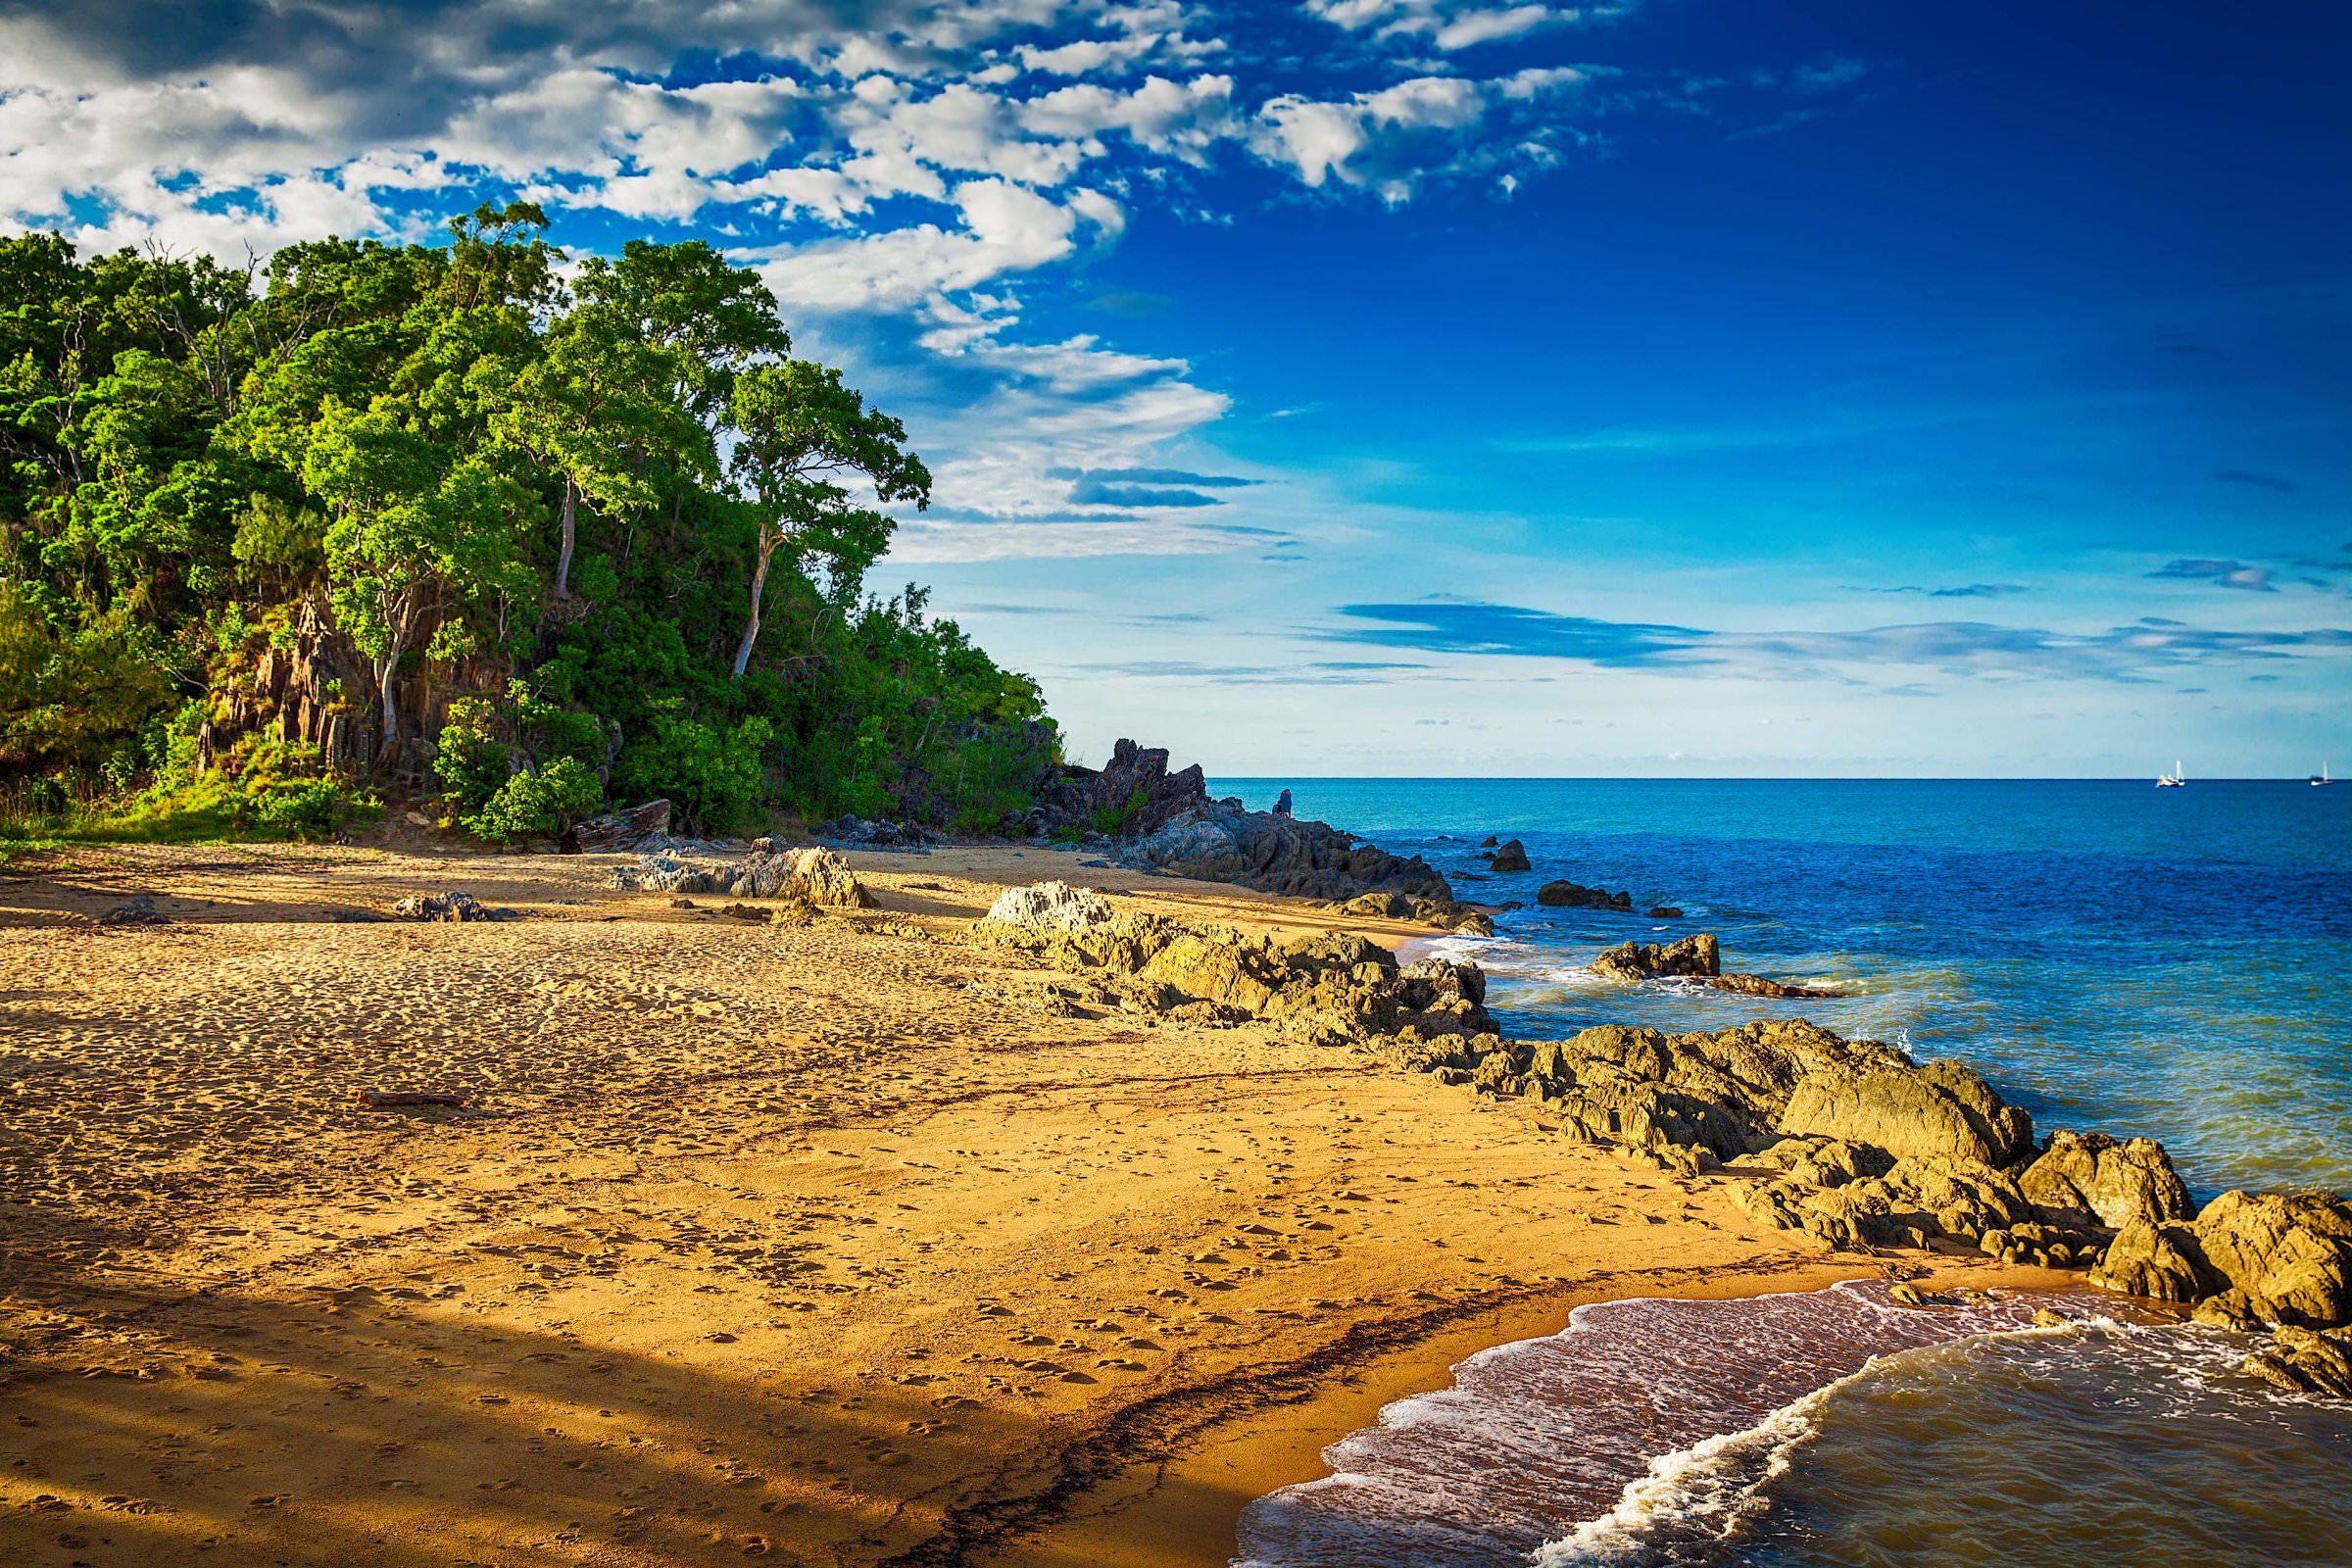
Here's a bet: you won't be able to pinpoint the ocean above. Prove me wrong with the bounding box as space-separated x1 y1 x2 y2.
1206 778 2352 1568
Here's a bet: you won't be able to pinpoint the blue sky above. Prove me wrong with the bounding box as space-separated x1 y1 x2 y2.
4 0 2345 775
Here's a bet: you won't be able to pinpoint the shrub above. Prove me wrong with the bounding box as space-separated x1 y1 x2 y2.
463 755 603 842
617 709 771 834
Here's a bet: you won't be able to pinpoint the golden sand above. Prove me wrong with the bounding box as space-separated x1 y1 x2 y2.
0 842 2068 1567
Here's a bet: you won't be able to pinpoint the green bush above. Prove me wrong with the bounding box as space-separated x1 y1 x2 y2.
617 709 771 834
463 755 603 842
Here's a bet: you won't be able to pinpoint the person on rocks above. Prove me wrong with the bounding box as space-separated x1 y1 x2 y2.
1273 787 1295 817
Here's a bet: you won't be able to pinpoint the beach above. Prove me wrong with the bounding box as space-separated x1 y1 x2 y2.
0 840 2063 1568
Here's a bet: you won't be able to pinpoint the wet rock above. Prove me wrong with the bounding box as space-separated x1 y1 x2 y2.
2089 1219 2210 1303
1592 934 1721 981
2021 1129 2195 1233
1646 906 1684 919
1536 880 1634 910
2186 1190 2352 1329
2242 1326 2352 1399
1486 840 1532 873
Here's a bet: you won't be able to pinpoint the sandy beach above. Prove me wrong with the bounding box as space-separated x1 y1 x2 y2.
0 842 2070 1568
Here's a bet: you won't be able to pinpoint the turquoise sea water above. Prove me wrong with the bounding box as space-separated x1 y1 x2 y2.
1206 778 2352 1568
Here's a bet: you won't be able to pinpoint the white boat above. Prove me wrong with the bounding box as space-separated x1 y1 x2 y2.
2157 760 2186 788
2316 763 2336 788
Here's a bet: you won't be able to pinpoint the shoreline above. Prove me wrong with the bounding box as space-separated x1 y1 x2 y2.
0 836 2195 1567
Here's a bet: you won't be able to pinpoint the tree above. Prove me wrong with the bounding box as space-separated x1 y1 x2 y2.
303 399 531 763
723 362 930 678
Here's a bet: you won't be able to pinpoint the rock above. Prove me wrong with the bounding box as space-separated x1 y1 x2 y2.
561 799 670 854
1646 906 1684 919
972 898 1494 1050
2242 1325 2352 1399
1778 1059 2034 1168
2089 1219 2209 1302
1750 1134 1892 1188
984 880 1114 932
1118 798 1452 903
769 847 870 908
392 892 520 922
2193 1290 2263 1332
2033 1307 2073 1329
1887 1281 1932 1306
1479 835 1499 848
612 846 869 906
1536 880 1634 910
1592 934 1720 981
96 895 170 926
2020 1129 2195 1233
2184 1190 2352 1329
1486 840 1532 873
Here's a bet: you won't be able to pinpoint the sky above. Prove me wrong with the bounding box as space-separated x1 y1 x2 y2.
3 0 2347 776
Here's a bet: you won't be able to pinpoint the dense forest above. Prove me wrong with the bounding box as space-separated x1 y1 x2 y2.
0 204 1056 843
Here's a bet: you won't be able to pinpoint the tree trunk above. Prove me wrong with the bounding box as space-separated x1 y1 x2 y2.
374 654 400 768
732 540 773 679
554 475 578 599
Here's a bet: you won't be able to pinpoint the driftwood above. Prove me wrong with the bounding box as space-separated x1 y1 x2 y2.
359 1090 466 1109
562 798 670 854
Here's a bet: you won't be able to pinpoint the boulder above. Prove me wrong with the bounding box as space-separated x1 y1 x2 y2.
770 847 870 908
2020 1130 2194 1233
1486 840 1532 873
2186 1190 2352 1329
984 880 1113 932
2089 1219 2209 1302
1592 934 1719 981
1749 1134 1892 1188
392 891 520 922
2242 1326 2352 1400
1536 880 1634 910
1119 799 1452 902
1777 1060 2034 1167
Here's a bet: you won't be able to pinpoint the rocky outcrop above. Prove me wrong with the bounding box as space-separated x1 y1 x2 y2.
2242 1325 2352 1399
2090 1190 2352 1330
1592 934 1720 980
2020 1130 2195 1233
1119 799 1452 902
1335 890 1493 935
973 883 1494 1048
1029 738 1211 840
1591 934 1845 1000
1778 1060 2034 1167
985 880 1113 932
1486 840 1531 873
1537 880 1634 910
612 846 871 906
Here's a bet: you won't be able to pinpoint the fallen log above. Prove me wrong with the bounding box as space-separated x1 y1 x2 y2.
359 1090 466 1109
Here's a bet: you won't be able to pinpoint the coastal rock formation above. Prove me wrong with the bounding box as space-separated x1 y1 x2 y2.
612 846 871 907
1537 880 1634 910
1778 1060 2034 1167
1592 934 1720 980
1030 738 1211 839
1591 934 1847 1000
2090 1190 2352 1329
1120 800 1453 902
973 883 1495 1048
2020 1130 2195 1232
985 880 1112 932
1486 840 1532 873
2242 1326 2352 1400
1336 890 1494 935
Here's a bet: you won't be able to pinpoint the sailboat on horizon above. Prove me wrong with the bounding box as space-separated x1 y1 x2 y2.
2157 760 2186 788
2316 762 2337 787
